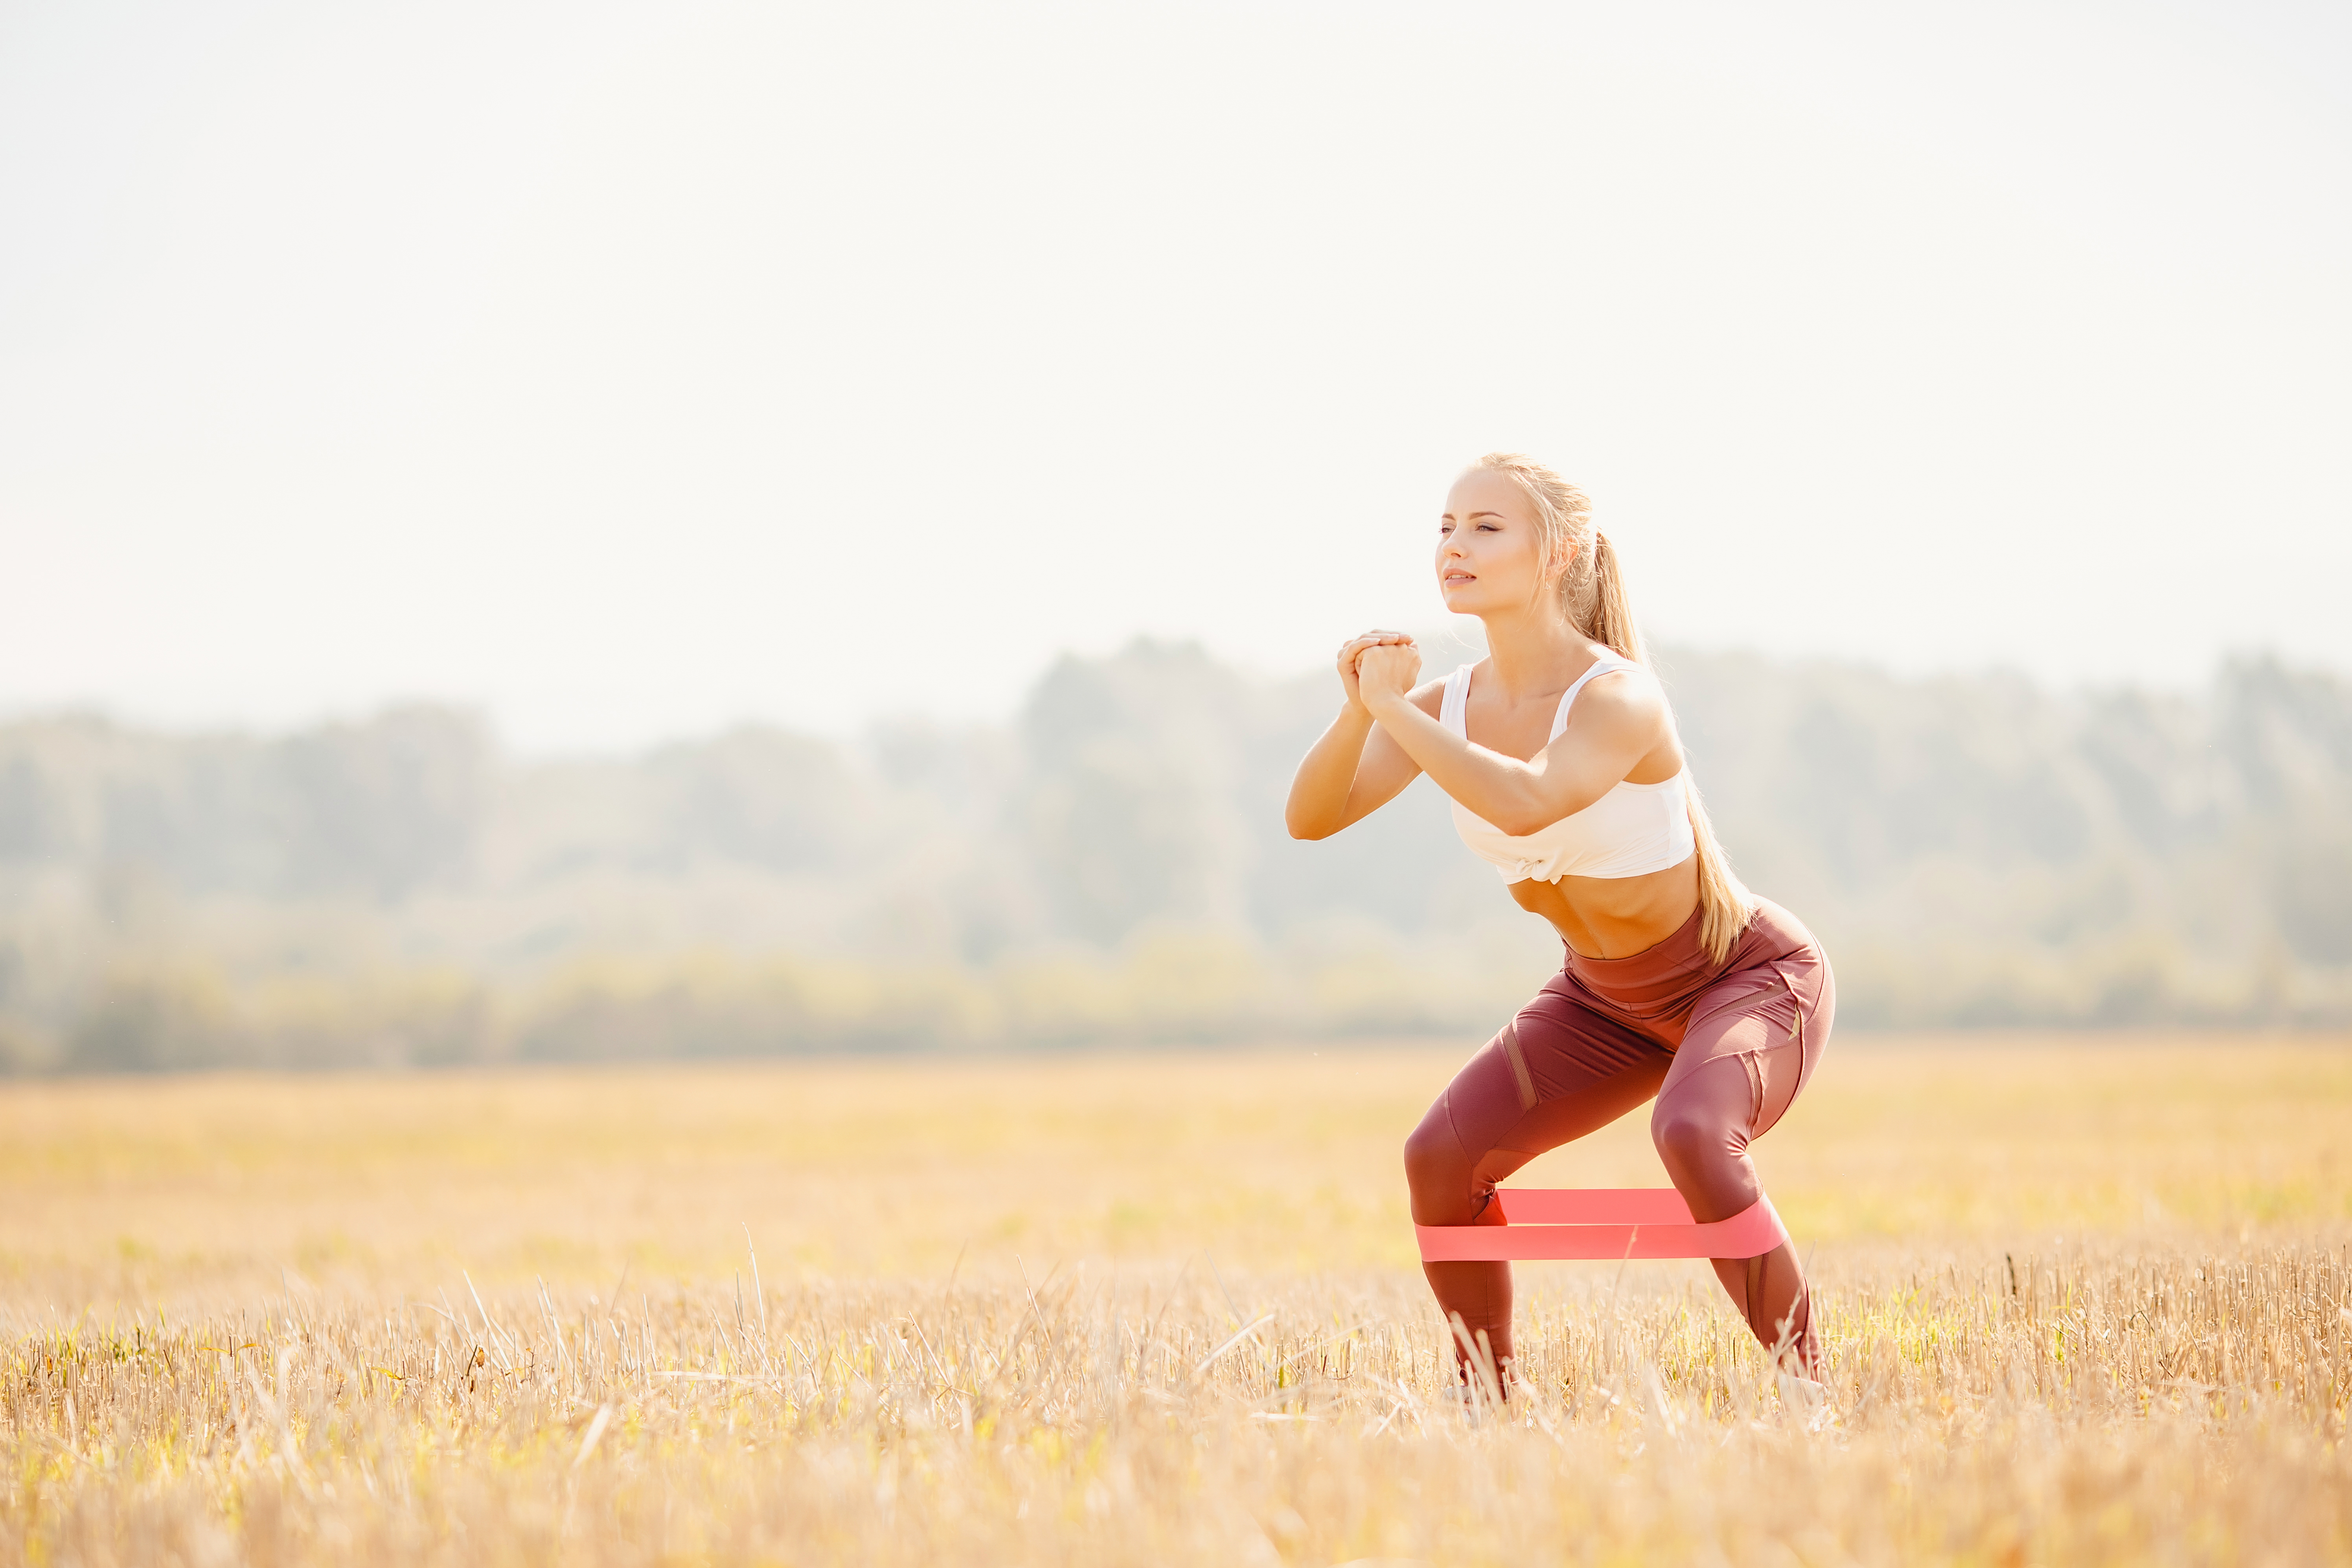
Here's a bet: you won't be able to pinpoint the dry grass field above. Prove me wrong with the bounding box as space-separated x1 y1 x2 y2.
4 1034 2350 1565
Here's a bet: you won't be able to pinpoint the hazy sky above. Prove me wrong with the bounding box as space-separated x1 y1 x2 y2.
4 1 2347 750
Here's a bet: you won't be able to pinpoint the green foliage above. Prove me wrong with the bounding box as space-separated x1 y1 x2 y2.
1 644 2349 1068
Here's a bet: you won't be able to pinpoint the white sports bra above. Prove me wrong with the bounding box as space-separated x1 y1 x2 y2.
1438 654 1697 884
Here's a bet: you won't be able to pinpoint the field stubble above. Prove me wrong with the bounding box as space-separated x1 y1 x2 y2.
4 1035 2351 1565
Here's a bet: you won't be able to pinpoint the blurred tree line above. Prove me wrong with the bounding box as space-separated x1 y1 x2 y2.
2 640 2347 1072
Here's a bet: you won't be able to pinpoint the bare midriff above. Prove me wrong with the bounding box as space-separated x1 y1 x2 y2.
1507 853 1700 960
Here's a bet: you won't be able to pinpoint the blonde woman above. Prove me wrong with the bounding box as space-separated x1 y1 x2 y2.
1285 454 1832 1387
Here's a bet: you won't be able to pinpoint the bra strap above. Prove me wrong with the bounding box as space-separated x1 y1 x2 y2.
1438 663 1475 736
1548 654 1642 740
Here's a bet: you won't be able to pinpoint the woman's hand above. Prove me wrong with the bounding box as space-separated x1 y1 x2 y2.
1291 631 1429 840
1353 640 1422 717
1336 630 1415 712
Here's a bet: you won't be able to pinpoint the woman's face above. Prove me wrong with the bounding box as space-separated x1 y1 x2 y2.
1435 468 1560 618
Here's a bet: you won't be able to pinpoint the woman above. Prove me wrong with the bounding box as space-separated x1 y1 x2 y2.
1285 452 1832 1386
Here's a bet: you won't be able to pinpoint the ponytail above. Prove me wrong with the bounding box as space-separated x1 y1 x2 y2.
1583 531 1644 665
1473 451 1754 962
1683 773 1754 965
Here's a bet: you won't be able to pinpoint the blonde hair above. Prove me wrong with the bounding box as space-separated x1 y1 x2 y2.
1473 452 1755 963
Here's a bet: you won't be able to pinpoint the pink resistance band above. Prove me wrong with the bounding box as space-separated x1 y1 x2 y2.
1414 1189 1789 1262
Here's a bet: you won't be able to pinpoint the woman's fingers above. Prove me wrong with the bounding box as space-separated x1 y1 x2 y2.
1338 630 1415 658
1354 641 1423 695
1337 630 1416 699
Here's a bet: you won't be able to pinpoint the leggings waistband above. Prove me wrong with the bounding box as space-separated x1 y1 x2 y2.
1562 897 1820 1033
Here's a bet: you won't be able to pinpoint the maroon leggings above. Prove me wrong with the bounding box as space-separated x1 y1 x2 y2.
1404 899 1833 1375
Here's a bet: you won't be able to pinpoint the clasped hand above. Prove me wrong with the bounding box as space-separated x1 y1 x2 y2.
1336 629 1421 715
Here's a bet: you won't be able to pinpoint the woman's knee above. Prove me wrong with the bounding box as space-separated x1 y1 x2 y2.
1650 1055 1754 1167
1648 1099 1723 1176
1402 1100 1469 1217
1650 1064 1767 1219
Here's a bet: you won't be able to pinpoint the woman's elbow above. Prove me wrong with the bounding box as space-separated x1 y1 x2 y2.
1285 796 1346 839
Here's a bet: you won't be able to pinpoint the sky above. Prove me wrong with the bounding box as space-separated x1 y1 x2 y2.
3 0 2348 752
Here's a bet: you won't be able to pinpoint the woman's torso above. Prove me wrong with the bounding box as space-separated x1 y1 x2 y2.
1436 649 1699 959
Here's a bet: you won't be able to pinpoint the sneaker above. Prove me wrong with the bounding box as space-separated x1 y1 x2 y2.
1775 1371 1835 1431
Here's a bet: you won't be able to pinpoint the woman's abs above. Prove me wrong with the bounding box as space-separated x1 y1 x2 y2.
1507 853 1700 959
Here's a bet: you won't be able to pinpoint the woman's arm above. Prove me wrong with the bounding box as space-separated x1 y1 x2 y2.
1351 643 1665 836
1285 633 1442 840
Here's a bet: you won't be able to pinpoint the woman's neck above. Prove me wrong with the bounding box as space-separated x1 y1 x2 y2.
1479 603 1599 704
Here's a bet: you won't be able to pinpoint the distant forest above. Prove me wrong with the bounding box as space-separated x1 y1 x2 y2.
3 641 2348 1071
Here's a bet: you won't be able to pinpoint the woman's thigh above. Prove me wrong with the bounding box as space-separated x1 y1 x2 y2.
1413 980 1675 1207
1659 950 1834 1142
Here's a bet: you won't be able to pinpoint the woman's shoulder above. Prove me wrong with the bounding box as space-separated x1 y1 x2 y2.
1563 656 1670 726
